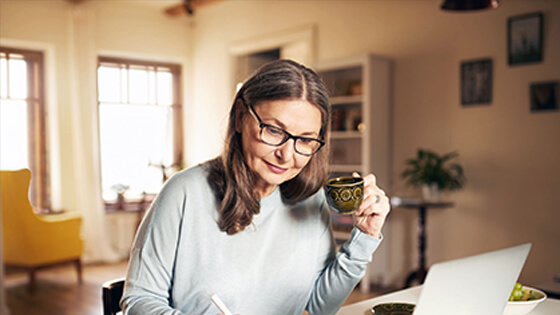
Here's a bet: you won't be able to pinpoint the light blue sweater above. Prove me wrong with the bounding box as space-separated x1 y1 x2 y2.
121 163 381 315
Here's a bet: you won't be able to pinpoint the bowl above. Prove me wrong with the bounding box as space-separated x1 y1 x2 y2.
324 176 364 214
371 302 416 314
502 286 547 315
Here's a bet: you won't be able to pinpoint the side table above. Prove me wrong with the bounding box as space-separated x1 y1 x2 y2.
391 197 454 288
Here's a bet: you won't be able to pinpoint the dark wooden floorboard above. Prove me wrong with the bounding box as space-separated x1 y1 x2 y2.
5 260 128 315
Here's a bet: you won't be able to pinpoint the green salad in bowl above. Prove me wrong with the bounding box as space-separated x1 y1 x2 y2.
503 283 547 315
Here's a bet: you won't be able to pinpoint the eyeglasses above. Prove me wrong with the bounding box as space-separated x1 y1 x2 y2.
247 105 325 156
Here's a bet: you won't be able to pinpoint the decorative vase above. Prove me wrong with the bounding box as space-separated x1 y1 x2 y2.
421 183 440 202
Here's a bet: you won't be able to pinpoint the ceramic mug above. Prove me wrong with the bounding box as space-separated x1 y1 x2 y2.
324 176 364 214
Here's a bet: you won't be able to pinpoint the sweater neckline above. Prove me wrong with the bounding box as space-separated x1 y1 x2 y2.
259 186 280 206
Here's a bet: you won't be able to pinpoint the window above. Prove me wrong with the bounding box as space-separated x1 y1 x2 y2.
0 47 49 210
97 57 182 207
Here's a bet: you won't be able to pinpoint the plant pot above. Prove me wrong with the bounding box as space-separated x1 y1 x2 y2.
117 193 126 209
421 183 440 202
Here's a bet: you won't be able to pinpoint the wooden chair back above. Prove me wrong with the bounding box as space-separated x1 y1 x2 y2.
102 277 126 315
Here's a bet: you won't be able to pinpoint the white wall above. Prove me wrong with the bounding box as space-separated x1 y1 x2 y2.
189 0 560 287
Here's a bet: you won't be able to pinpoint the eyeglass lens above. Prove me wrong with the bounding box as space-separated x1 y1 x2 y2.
260 125 321 155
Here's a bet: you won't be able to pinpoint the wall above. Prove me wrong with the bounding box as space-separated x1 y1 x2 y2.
189 0 560 286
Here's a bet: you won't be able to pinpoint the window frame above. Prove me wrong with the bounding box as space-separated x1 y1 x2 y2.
0 46 49 210
96 56 183 211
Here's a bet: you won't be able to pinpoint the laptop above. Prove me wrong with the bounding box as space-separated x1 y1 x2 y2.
413 243 532 315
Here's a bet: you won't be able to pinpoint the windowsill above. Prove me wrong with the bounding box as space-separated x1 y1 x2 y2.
104 194 156 212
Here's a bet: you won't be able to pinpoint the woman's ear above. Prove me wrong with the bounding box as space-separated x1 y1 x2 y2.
234 99 245 133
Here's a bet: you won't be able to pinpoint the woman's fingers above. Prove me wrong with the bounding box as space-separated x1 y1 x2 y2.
358 191 388 216
351 172 391 237
354 173 386 216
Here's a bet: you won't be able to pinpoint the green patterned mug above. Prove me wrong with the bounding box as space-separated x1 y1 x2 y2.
324 176 364 214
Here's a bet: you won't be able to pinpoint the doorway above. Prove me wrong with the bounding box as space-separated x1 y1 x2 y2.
229 25 316 93
234 49 280 91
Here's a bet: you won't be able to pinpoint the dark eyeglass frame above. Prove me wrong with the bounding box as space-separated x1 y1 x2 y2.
247 105 325 156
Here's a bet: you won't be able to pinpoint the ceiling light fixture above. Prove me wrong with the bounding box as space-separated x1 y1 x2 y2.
441 0 500 11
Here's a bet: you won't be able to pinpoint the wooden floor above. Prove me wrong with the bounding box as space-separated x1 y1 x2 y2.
4 261 389 314
4 260 128 315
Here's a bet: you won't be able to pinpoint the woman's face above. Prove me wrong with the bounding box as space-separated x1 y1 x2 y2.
238 99 323 198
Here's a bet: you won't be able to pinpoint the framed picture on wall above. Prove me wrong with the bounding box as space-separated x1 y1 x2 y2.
530 81 558 112
461 58 492 106
508 12 543 65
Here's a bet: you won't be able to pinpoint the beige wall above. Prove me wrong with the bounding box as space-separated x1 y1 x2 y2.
1 0 559 288
190 0 560 286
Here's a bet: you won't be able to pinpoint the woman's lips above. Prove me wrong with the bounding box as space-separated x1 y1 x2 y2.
265 161 288 174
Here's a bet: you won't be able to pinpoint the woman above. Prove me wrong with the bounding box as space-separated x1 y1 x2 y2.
121 59 390 315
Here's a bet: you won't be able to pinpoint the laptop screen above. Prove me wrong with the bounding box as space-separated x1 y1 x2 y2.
413 243 531 315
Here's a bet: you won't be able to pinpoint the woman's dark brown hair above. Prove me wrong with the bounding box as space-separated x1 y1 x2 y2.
207 59 330 235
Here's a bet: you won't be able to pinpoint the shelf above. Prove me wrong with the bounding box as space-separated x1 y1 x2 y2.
330 95 363 106
316 54 391 191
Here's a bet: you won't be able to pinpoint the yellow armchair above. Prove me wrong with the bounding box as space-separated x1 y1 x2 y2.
1 168 84 291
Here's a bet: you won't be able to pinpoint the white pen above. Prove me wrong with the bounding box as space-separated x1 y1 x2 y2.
210 294 234 315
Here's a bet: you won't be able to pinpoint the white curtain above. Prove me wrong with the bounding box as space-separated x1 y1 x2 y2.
68 6 120 264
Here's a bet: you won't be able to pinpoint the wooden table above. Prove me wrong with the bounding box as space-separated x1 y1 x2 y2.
337 286 560 315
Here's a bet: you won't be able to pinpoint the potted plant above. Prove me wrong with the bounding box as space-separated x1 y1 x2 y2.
111 183 130 209
401 148 466 202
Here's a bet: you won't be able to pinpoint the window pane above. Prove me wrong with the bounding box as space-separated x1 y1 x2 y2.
8 58 27 99
0 100 28 170
0 56 8 98
129 68 149 104
149 70 157 105
120 67 128 103
98 66 121 103
98 103 172 199
157 71 173 105
161 108 174 167
0 48 47 208
97 59 180 203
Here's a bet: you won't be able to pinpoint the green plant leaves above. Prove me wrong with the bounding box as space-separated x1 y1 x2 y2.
401 148 466 191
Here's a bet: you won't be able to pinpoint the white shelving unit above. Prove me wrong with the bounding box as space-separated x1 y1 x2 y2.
314 54 392 291
315 54 392 195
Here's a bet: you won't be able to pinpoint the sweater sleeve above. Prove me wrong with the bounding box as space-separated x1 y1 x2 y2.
120 175 188 315
306 213 382 315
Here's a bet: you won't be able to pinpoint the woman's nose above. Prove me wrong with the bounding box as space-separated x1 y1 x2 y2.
275 138 296 161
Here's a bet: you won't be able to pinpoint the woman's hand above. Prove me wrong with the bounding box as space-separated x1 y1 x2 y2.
352 172 390 239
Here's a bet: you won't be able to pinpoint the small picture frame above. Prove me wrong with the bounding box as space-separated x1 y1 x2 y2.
530 81 558 112
508 12 543 65
461 58 493 106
